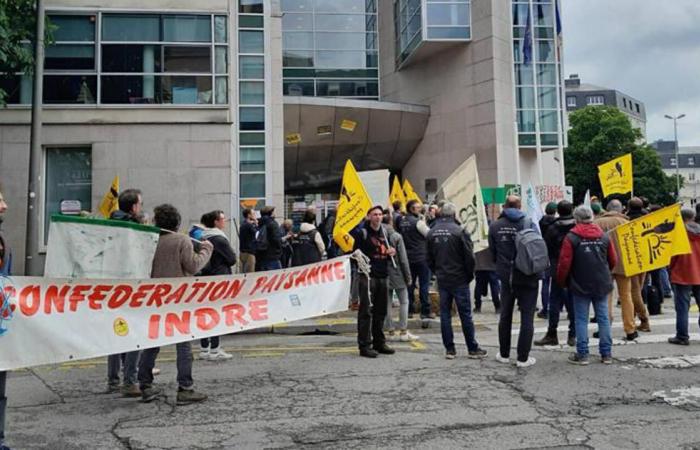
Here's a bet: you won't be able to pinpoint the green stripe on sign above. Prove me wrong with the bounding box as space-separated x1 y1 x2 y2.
50 214 161 234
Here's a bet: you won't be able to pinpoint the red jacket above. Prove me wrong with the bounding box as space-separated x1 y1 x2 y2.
670 222 700 285
557 223 617 290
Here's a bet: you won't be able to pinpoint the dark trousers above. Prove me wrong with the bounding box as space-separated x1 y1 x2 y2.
474 271 500 309
439 283 479 352
547 282 575 338
138 342 193 389
357 276 388 350
408 261 431 317
540 274 551 313
0 371 6 444
107 350 140 385
200 336 220 350
498 279 537 362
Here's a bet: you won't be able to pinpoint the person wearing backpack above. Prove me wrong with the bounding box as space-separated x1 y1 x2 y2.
557 206 617 365
291 210 325 266
256 206 283 271
239 208 258 273
535 200 576 347
488 195 545 368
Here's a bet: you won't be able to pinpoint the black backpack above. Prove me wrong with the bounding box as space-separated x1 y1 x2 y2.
255 223 269 253
291 230 321 266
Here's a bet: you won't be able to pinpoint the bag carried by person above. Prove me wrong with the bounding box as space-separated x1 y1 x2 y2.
255 223 269 253
514 218 550 276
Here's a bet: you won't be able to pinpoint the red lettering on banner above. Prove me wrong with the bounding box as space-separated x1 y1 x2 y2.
222 303 248 326
333 261 346 280
19 285 40 316
249 276 267 296
44 285 70 314
306 266 320 285
274 272 289 291
148 314 160 339
147 284 172 307
283 271 296 289
88 285 111 310
165 283 188 304
262 274 278 294
130 284 155 308
197 281 215 303
195 307 220 331
69 285 91 312
249 299 269 321
294 269 309 288
108 285 133 309
2 286 16 318
208 281 229 302
164 311 191 337
224 279 245 300
185 282 207 303
320 263 333 283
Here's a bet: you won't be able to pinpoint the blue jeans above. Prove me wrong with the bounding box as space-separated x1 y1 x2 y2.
107 351 140 385
540 274 551 314
438 283 479 352
660 268 672 296
138 342 194 389
673 284 700 340
260 260 282 271
573 294 612 357
474 271 500 309
548 282 575 338
408 261 431 317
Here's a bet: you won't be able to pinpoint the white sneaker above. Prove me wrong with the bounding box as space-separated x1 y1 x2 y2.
516 357 536 368
400 331 419 342
495 354 511 364
199 347 210 360
386 331 400 342
208 348 233 360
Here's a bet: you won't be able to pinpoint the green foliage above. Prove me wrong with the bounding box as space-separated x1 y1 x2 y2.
565 106 679 206
0 0 37 104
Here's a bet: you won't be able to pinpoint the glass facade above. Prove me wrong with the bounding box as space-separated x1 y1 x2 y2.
3 13 228 105
512 0 564 148
281 0 378 99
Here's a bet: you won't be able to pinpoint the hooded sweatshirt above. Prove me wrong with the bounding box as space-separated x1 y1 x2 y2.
200 227 237 275
488 208 539 287
557 222 617 297
670 221 700 285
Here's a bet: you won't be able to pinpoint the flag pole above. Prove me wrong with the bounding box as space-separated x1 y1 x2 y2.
380 225 397 269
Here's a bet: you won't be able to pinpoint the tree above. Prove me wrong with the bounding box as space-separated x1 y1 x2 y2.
565 106 679 206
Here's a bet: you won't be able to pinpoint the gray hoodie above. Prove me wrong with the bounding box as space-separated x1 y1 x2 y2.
387 228 412 290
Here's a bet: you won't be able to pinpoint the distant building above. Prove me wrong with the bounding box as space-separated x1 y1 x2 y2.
651 140 700 206
565 74 647 138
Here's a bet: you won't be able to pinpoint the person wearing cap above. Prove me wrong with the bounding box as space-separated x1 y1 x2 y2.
557 205 617 365
256 205 284 271
352 205 397 358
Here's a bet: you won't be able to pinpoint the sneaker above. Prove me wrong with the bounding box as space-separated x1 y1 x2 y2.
516 357 536 368
421 319 431 329
495 353 510 364
601 355 613 365
399 331 419 342
567 336 576 347
623 331 639 341
106 382 121 394
121 383 141 398
637 321 651 332
386 330 399 342
468 348 488 359
199 348 211 360
208 348 233 360
534 332 558 346
445 350 456 360
359 348 378 358
140 385 162 403
568 353 589 366
536 310 547 319
373 344 396 355
176 388 208 406
668 336 690 346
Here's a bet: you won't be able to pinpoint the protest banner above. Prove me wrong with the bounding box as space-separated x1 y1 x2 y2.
437 155 489 252
358 169 390 210
598 153 633 198
98 175 120 218
333 160 373 252
615 204 691 277
524 183 544 233
389 176 407 211
0 256 351 371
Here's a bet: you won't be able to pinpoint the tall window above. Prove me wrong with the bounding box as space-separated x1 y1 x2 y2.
566 96 576 107
425 0 471 39
586 95 604 105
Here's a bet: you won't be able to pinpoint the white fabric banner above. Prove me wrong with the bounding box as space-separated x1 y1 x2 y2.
44 216 159 279
358 169 390 208
0 257 351 370
437 155 490 252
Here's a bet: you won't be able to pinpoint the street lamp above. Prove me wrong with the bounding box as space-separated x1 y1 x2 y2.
664 113 686 201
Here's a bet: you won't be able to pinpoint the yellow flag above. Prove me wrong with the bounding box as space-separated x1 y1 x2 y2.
615 204 691 277
389 176 406 211
402 178 422 204
333 160 373 253
98 175 120 218
598 153 633 198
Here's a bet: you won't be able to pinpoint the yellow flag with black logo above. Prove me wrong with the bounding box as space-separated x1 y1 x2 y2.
598 153 633 198
615 204 691 277
333 160 373 253
402 178 422 204
389 176 406 211
98 175 120 218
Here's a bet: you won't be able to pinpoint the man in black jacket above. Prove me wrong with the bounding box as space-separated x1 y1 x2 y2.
399 199 433 321
488 195 539 368
535 200 576 346
427 202 487 360
256 206 283 271
239 208 257 273
537 202 558 318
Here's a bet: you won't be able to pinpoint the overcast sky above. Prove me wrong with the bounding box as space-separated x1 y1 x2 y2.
562 0 700 147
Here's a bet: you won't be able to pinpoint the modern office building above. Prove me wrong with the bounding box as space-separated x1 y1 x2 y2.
0 0 567 274
564 74 647 138
651 140 700 206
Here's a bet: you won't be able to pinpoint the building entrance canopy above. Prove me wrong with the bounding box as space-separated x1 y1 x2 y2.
284 97 429 193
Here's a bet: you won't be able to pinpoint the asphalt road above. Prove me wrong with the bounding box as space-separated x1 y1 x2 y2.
6 301 700 449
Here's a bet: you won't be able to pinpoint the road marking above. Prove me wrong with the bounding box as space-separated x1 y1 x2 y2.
524 317 686 336
653 387 700 407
